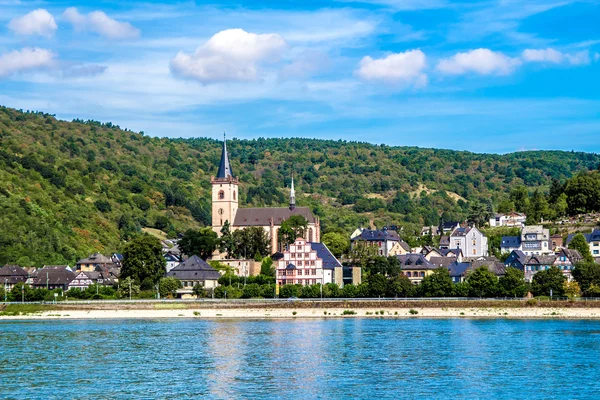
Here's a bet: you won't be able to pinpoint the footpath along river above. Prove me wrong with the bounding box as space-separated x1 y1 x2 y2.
1 318 599 399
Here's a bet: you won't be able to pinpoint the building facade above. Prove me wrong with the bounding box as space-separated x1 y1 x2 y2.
449 227 488 257
489 212 527 228
276 238 343 287
350 228 401 257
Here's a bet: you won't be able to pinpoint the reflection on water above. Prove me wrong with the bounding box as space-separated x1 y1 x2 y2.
1 318 600 399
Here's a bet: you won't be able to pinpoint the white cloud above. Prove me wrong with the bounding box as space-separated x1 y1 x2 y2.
523 48 590 66
0 47 55 78
356 50 427 86
8 9 57 37
436 48 521 76
62 7 140 39
170 29 286 83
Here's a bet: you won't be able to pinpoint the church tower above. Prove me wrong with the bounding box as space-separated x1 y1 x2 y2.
211 134 238 235
289 175 296 211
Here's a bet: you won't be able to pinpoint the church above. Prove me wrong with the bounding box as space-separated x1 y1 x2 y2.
211 136 320 253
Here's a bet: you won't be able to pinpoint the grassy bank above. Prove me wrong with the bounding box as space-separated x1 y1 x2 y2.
0 304 58 316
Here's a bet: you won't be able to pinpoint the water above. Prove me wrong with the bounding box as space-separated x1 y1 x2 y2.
1 318 599 399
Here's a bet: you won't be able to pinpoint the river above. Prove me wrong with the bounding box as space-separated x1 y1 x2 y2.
1 318 599 399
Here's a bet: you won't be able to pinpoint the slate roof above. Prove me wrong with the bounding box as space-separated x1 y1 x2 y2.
397 240 412 252
32 266 75 287
451 226 485 238
566 229 600 245
396 254 436 270
440 248 462 257
557 248 582 263
448 262 471 277
166 255 220 281
429 256 457 268
351 228 400 242
286 263 297 270
501 236 521 248
233 207 316 226
470 260 506 276
216 137 234 179
440 235 450 246
505 250 527 266
441 221 460 231
0 265 28 284
308 242 342 270
525 255 557 265
77 253 114 266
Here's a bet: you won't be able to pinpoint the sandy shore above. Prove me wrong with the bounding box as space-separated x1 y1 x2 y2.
4 306 600 320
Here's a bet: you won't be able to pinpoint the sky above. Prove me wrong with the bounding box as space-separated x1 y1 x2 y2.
0 0 599 153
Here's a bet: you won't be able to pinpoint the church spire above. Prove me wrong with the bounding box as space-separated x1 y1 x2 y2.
216 132 234 179
289 175 296 211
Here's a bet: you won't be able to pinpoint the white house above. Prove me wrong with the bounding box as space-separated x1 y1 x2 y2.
449 227 488 257
489 212 527 228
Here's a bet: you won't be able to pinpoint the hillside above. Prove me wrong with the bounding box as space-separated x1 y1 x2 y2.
1 106 599 266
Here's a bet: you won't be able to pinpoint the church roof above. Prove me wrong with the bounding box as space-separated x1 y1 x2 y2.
216 136 234 179
233 207 316 226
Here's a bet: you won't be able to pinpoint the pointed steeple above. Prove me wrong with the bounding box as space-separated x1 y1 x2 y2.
289 175 296 211
216 132 234 179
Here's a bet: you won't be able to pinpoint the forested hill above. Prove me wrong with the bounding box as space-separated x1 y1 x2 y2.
1 106 599 266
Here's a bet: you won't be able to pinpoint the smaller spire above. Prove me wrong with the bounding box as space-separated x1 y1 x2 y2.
216 132 234 179
289 175 296 211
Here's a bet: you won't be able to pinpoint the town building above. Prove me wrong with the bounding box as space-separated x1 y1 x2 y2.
217 259 262 277
521 225 551 255
387 240 412 256
350 228 400 257
489 212 527 228
566 229 600 257
276 238 346 287
395 254 437 284
68 270 116 291
501 236 522 254
76 253 115 272
449 226 488 257
164 252 182 273
211 136 320 254
0 265 28 291
32 266 75 290
550 234 563 251
166 255 221 297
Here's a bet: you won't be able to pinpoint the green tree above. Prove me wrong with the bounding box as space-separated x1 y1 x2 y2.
572 261 600 296
323 283 340 298
341 284 358 298
569 233 594 263
218 221 236 258
321 232 350 258
179 227 219 260
278 215 308 248
280 284 302 298
563 280 581 298
467 266 499 297
509 186 529 213
387 275 414 297
120 235 166 285
242 283 262 298
193 283 207 298
498 267 528 298
419 268 453 297
159 277 182 298
260 257 275 277
468 201 492 227
118 276 140 298
231 227 271 259
349 242 379 269
452 281 470 297
531 266 566 297
527 189 549 224
367 274 388 297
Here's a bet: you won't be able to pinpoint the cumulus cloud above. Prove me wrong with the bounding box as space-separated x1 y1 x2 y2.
436 48 521 76
8 9 57 38
170 28 286 83
0 47 55 78
62 7 140 39
522 48 590 65
355 50 427 86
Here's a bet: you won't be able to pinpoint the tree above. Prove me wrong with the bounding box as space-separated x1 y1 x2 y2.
387 275 414 297
231 227 271 259
193 284 207 298
321 232 350 258
563 281 581 298
419 268 453 297
118 276 140 298
218 221 236 258
509 186 529 213
498 267 528 298
452 281 470 297
159 277 182 298
569 233 594 263
527 189 549 224
531 266 566 297
349 241 379 269
120 235 166 285
260 257 275 277
386 256 401 277
367 274 388 297
278 215 308 248
341 284 358 298
468 201 492 227
280 284 302 298
179 227 219 260
242 283 262 298
572 261 600 296
467 266 498 297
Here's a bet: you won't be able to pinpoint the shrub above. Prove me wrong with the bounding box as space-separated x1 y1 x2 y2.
409 309 419 315
292 311 297 316
526 298 538 307
342 310 356 315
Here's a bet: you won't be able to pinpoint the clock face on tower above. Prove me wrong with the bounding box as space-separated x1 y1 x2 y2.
218 208 224 215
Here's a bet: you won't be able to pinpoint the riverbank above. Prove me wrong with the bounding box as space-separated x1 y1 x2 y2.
3 301 600 319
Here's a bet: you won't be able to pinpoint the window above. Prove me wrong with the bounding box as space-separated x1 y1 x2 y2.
472 249 476 255
298 270 303 276
233 191 236 200
472 239 476 245
594 250 599 255
218 190 225 200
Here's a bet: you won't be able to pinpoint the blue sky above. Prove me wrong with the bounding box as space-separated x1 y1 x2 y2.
0 0 599 153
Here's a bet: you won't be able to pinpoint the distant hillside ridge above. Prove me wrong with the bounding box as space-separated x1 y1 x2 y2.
1 105 599 266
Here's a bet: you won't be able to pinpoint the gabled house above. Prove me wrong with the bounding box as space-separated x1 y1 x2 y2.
68 270 116 291
0 265 28 290
350 227 400 257
521 225 551 255
388 240 412 256
504 250 527 271
76 253 115 272
440 248 463 262
523 255 557 282
276 238 346 286
167 255 221 295
448 262 471 283
439 235 450 250
489 212 527 228
449 226 488 257
396 254 437 284
32 266 75 290
553 248 582 281
501 236 522 254
421 247 443 260
164 252 182 273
